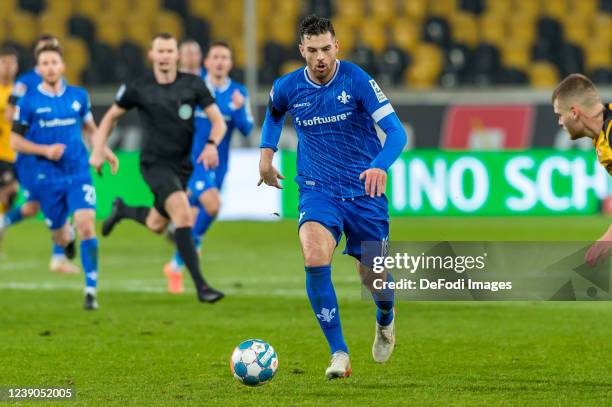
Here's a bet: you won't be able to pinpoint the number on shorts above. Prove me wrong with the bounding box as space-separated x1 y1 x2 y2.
83 184 96 205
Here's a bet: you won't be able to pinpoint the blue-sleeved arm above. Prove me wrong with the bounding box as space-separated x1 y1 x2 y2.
352 64 406 170
11 95 32 135
260 81 288 151
232 86 254 137
370 112 407 170
80 89 94 123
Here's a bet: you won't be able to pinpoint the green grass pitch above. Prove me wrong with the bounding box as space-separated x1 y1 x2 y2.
1 217 612 406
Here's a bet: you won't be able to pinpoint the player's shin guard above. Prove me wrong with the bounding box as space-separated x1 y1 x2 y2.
305 265 348 354
372 272 395 326
175 227 207 288
80 238 98 294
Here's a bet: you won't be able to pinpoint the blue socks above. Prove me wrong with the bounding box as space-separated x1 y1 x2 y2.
193 205 215 236
373 272 395 326
3 206 23 226
80 238 98 294
305 265 348 354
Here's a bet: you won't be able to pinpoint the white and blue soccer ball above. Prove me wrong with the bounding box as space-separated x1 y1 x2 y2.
230 339 278 386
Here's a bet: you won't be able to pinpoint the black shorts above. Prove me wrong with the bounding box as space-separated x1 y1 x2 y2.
140 161 192 218
0 160 16 188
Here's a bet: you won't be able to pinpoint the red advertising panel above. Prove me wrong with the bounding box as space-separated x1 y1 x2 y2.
441 105 535 149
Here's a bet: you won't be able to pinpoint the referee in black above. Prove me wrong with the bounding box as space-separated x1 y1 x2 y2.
90 33 227 303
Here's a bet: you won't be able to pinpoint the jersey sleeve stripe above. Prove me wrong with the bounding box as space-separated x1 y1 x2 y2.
371 104 394 123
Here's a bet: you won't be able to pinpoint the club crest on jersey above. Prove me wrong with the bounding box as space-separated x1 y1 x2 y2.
369 79 388 103
71 100 81 112
337 90 351 104
178 104 193 120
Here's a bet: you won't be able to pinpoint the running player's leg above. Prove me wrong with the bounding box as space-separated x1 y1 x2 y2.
164 188 220 294
1 164 75 267
68 179 99 310
101 164 169 236
342 195 395 363
298 190 350 379
166 166 219 279
164 190 223 302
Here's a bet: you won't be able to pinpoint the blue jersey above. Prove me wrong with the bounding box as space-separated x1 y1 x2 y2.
15 83 92 185
263 60 396 198
10 69 41 104
190 76 253 175
11 69 42 168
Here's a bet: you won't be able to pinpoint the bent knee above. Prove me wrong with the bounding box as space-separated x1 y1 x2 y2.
200 192 221 217
75 221 95 239
302 246 333 267
146 218 167 234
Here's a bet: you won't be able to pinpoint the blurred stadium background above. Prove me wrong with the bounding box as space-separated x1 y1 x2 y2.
3 0 612 219
3 0 612 87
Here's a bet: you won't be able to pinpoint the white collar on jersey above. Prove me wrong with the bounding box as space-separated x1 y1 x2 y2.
37 82 66 97
204 74 232 94
303 59 341 88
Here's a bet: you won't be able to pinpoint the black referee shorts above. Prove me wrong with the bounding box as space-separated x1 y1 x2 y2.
0 160 16 188
140 161 192 218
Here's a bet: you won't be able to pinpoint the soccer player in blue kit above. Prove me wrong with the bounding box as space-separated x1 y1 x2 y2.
258 15 407 379
2 35 80 274
10 43 118 310
163 40 253 293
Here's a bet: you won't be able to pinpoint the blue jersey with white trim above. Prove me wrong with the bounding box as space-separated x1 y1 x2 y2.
268 60 395 198
15 84 92 185
190 76 253 175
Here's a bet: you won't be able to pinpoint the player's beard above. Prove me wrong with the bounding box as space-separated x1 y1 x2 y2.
45 77 60 87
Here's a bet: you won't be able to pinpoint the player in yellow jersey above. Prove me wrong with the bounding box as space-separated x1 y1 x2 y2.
552 73 612 265
0 46 18 226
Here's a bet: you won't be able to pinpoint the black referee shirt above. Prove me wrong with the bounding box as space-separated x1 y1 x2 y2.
115 71 215 165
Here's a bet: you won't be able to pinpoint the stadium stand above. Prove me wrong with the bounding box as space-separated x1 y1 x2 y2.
0 0 609 87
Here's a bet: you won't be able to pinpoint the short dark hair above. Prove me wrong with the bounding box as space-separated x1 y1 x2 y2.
298 14 335 42
151 32 176 47
0 46 18 58
552 73 600 108
206 40 231 55
35 43 63 62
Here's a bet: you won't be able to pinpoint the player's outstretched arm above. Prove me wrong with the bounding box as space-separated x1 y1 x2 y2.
257 98 286 189
231 89 254 137
90 104 125 173
83 118 119 175
197 103 227 170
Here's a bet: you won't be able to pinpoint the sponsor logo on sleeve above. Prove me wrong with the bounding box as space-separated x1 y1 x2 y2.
369 79 388 103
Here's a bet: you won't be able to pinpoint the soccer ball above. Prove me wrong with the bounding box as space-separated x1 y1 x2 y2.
230 339 278 386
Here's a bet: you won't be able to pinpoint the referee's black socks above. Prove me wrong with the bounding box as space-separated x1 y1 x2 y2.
119 204 149 226
174 227 207 288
